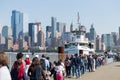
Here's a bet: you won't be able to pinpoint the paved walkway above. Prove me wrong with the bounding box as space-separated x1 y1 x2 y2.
65 62 120 80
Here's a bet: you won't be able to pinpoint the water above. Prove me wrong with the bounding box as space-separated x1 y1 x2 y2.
6 52 59 70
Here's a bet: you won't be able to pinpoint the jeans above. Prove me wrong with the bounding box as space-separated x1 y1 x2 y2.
71 65 75 76
75 65 80 78
81 65 85 75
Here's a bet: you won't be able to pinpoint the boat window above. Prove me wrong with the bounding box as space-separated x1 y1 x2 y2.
65 43 72 48
65 43 77 48
88 43 94 48
79 43 88 46
77 35 80 38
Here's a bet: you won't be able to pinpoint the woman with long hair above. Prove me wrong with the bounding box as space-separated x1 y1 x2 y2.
0 52 11 80
28 57 46 80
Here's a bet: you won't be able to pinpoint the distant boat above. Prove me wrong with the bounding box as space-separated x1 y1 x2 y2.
64 25 95 55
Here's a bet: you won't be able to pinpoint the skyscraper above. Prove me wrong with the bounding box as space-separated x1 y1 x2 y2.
37 30 45 47
11 10 23 44
96 35 102 51
46 26 52 39
29 23 37 46
51 17 57 38
46 26 52 47
119 27 120 40
101 34 114 50
29 22 41 47
70 22 74 32
2 26 12 39
111 32 119 46
57 22 66 35
89 24 96 42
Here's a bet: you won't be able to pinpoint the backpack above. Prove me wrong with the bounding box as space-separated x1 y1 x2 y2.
65 60 71 67
11 67 18 80
40 58 46 70
11 61 27 80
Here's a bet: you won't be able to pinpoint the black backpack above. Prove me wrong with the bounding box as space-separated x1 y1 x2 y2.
11 67 18 80
11 61 27 80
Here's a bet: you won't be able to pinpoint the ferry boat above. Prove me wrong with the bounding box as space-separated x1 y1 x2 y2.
64 13 95 55
64 25 95 55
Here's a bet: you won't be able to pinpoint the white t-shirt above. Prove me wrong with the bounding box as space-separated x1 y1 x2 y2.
55 65 64 74
0 66 11 80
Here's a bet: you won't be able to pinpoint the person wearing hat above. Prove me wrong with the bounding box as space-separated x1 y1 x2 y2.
25 55 31 75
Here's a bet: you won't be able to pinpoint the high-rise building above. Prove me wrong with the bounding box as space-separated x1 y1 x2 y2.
0 35 6 50
29 23 37 46
2 26 12 39
57 22 66 35
11 10 23 44
89 24 96 49
89 24 96 42
119 27 120 40
63 23 66 32
70 22 74 32
29 22 41 47
46 26 52 46
35 22 41 32
46 26 51 39
0 36 5 45
37 30 45 47
96 35 102 51
111 32 119 46
51 17 57 38
102 34 114 50
7 36 13 50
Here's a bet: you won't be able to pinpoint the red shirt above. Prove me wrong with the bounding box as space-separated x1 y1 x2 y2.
25 58 31 65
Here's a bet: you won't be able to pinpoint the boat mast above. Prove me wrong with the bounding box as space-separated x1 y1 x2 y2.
77 12 81 30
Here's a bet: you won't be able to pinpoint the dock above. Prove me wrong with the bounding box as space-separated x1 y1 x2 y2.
65 62 120 80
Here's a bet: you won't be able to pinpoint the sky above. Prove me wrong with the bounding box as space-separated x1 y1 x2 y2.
0 0 120 35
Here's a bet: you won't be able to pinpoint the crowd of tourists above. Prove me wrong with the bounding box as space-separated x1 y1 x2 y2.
0 52 117 80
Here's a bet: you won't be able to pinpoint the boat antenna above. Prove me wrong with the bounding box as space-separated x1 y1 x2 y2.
77 12 80 25
77 12 81 30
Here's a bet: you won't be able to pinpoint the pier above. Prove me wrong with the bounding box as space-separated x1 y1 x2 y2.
65 62 120 80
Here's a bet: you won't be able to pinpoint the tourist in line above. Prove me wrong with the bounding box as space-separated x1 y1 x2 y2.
40 54 50 78
50 61 57 80
28 57 46 80
84 55 88 72
74 54 81 79
92 55 96 71
11 52 26 80
64 56 71 77
88 55 93 72
55 61 64 80
25 55 31 75
80 56 85 75
70 54 75 77
0 52 11 80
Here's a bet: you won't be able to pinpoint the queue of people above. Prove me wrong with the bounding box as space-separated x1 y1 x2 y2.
0 52 117 80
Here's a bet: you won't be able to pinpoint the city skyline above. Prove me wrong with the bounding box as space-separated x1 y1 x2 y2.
0 0 120 35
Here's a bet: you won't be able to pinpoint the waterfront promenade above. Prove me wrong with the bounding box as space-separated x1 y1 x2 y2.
66 62 120 80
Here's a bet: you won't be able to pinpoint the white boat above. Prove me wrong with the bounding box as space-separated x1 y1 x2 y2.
64 24 95 55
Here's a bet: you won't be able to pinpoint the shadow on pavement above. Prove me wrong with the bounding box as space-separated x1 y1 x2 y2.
115 65 120 67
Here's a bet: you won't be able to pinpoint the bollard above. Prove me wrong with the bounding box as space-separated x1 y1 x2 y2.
58 46 65 61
